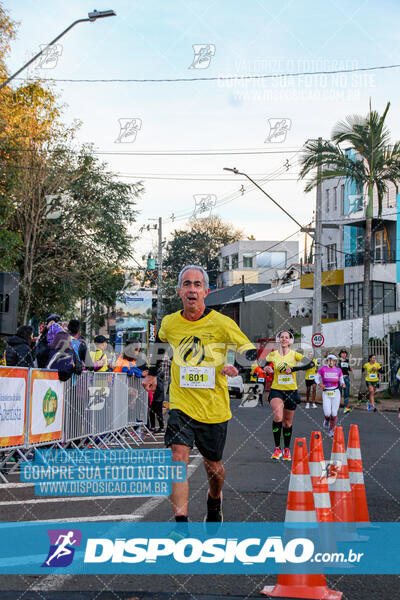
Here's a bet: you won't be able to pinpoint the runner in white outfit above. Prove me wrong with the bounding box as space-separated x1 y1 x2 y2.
315 354 346 437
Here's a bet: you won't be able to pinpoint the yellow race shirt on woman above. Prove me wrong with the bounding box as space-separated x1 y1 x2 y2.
305 359 318 381
265 349 304 391
363 362 381 382
158 309 254 423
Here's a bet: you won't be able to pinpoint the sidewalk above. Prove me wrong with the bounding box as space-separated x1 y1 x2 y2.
301 394 400 412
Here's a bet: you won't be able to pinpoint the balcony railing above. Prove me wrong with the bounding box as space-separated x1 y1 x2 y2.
344 250 395 267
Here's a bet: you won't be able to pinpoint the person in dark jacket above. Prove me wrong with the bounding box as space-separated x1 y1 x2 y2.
148 372 165 433
36 313 61 368
46 330 83 381
5 325 35 368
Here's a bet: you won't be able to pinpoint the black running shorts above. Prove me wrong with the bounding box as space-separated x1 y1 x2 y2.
305 379 316 388
268 388 301 411
165 409 228 462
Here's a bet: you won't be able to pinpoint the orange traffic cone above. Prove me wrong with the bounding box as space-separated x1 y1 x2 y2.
309 431 333 523
328 427 368 542
328 426 355 523
261 438 342 599
347 424 371 526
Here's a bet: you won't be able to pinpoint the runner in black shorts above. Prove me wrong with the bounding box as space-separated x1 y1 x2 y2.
142 265 256 523
264 331 313 461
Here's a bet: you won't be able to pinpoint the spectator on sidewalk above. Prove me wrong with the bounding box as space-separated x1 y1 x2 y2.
113 344 148 378
36 314 61 368
46 328 83 381
90 335 109 372
67 319 93 370
149 372 165 433
5 325 35 368
160 353 171 399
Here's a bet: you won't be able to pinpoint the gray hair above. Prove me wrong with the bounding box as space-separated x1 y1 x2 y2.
177 265 209 290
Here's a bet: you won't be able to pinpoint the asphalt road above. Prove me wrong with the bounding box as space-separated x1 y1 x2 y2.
0 398 399 600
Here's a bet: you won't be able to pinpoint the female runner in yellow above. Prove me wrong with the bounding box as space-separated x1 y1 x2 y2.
264 330 313 461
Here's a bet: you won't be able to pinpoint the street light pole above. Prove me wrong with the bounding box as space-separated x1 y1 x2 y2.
224 165 322 355
312 140 323 364
0 10 116 90
223 167 305 231
157 217 163 328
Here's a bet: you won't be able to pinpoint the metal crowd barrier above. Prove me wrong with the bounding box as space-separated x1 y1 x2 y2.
0 366 156 483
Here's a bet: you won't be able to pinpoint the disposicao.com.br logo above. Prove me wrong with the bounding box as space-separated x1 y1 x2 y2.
84 536 314 565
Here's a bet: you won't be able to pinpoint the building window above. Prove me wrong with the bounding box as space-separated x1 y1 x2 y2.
374 230 385 263
340 184 345 214
327 244 337 270
231 253 239 269
333 187 337 211
372 282 396 314
344 281 395 319
345 282 363 319
242 254 253 268
325 189 329 212
222 256 230 271
256 251 286 268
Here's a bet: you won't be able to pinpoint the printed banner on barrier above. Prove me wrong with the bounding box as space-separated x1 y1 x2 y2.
0 522 398 574
0 367 28 447
29 370 64 444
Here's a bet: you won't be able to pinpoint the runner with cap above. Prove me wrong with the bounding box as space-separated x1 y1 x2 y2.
315 354 346 437
264 330 313 461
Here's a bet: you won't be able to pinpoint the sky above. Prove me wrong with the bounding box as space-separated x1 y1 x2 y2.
5 0 400 263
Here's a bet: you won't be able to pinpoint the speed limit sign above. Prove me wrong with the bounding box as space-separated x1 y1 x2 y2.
311 333 324 347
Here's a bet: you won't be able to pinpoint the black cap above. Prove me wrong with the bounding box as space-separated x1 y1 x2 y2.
94 334 108 344
46 313 61 324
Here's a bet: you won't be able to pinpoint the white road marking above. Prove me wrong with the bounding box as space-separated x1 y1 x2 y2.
31 454 203 591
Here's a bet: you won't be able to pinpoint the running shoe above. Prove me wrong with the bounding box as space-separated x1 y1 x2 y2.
271 447 282 460
323 420 330 430
204 491 223 523
367 402 372 412
329 429 335 438
305 402 310 409
283 448 292 461
312 403 318 409
343 407 352 414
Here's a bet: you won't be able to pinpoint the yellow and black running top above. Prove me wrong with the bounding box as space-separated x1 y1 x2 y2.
265 349 305 391
158 309 255 423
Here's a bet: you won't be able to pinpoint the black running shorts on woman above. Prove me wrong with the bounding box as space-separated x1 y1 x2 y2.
165 409 228 462
268 389 301 411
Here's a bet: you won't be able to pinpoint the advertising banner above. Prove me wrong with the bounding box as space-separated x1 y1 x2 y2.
115 291 152 333
0 367 28 448
29 370 64 444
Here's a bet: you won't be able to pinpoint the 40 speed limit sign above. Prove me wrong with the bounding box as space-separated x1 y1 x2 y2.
311 333 324 347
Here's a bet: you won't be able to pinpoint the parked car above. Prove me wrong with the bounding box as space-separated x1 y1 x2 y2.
227 374 244 398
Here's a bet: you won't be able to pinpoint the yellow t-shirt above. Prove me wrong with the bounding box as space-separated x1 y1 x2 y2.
305 359 318 381
90 348 108 372
158 309 254 423
265 349 304 390
363 362 381 382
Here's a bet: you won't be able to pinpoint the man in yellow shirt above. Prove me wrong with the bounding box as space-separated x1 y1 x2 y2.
142 265 255 524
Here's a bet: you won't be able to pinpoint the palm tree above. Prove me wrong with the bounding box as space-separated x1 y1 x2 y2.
299 102 400 363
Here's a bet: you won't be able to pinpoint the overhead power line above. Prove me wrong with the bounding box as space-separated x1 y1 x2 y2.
6 62 400 83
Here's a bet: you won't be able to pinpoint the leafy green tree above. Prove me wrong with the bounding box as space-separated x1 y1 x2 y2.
299 102 400 362
163 216 243 313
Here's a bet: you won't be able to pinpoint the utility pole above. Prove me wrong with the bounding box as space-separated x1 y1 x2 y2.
156 217 163 328
241 275 246 302
312 138 323 365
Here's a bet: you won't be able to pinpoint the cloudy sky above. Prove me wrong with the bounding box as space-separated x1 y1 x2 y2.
6 0 400 262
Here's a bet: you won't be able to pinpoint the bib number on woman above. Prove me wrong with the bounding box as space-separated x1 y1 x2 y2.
179 366 215 389
277 374 294 386
368 373 378 380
